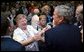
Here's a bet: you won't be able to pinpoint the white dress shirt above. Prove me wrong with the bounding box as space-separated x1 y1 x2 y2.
13 25 39 51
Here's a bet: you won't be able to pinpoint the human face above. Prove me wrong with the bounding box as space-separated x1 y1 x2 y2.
40 17 46 26
53 9 62 26
11 9 16 15
15 3 20 9
75 5 83 22
75 8 80 22
16 15 27 29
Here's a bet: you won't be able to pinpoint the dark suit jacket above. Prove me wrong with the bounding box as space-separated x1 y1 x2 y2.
44 23 81 52
1 37 25 51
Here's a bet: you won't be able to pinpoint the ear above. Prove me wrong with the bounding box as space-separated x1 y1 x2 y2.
59 16 64 23
8 26 11 30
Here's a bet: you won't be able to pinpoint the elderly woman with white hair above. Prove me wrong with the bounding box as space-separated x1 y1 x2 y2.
13 14 48 51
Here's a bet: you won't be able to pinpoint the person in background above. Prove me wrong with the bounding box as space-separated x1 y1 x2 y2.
27 3 37 25
38 14 51 31
15 2 23 15
75 4 83 51
41 5 53 25
75 4 83 43
31 8 40 30
1 14 25 51
1 3 11 26
21 2 28 16
37 14 51 51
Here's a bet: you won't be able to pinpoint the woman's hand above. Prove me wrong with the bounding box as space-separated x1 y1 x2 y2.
33 33 42 41
33 26 51 42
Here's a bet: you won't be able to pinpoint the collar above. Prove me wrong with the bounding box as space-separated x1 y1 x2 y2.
1 35 11 38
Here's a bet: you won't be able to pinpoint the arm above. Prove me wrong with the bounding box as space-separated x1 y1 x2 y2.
13 33 36 46
20 36 35 46
13 30 35 46
38 27 50 42
20 32 45 46
33 27 48 42
13 26 49 46
20 26 50 46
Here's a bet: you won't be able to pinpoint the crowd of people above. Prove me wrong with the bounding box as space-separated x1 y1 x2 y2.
1 1 83 51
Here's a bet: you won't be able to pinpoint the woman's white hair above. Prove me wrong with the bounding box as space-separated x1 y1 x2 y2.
55 5 74 21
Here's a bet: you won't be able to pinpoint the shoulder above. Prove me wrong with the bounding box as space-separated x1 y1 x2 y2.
68 24 80 31
13 28 23 36
27 25 35 30
14 27 21 33
11 39 23 46
8 38 24 49
45 27 56 37
1 38 25 51
27 25 33 28
1 38 22 46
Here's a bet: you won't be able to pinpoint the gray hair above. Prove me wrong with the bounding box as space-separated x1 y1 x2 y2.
55 5 74 22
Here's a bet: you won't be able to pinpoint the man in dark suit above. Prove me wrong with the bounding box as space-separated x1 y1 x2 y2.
44 5 81 52
1 15 25 51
